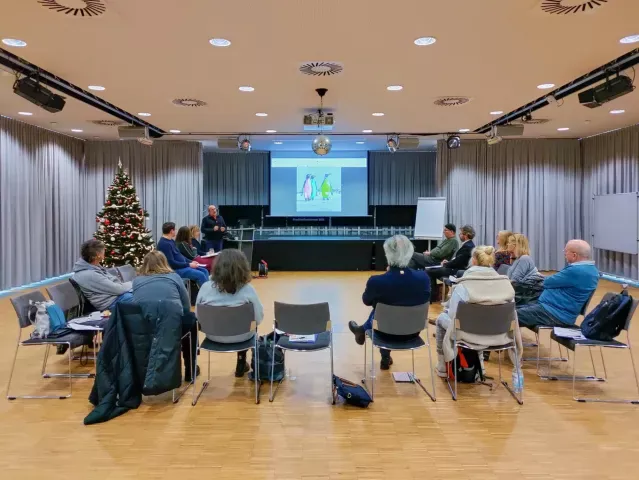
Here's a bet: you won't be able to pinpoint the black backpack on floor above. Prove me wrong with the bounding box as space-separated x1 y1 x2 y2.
249 332 285 382
581 290 633 342
447 347 483 383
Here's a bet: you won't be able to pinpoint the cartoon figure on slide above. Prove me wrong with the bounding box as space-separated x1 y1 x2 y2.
320 173 332 200
311 174 318 200
302 174 312 201
301 173 328 200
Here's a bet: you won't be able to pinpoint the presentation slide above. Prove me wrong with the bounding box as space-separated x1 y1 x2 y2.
270 154 368 217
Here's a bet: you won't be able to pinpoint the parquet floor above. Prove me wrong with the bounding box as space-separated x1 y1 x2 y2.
1 272 638 479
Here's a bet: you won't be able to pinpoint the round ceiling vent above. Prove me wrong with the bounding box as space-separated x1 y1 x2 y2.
299 62 344 77
540 0 608 15
172 98 208 107
91 120 124 126
38 0 106 17
433 97 471 107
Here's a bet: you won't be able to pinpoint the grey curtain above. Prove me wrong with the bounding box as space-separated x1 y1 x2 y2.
0 117 85 290
437 139 582 271
203 152 269 206
82 141 203 242
581 125 639 280
368 151 437 205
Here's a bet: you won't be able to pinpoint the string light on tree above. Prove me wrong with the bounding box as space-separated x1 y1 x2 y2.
93 159 154 266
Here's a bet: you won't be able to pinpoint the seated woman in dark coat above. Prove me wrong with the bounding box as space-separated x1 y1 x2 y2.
176 226 213 272
190 225 208 256
132 251 199 382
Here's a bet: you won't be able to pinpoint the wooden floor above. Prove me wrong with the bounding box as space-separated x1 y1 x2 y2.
1 272 639 479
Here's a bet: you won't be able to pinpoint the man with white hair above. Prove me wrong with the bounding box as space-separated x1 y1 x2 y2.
348 235 431 370
517 239 599 328
201 205 226 253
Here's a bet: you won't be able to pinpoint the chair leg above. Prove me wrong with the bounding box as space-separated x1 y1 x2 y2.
192 350 211 406
446 341 457 401
269 336 277 402
411 348 436 402
330 332 335 405
173 331 194 404
371 332 375 400
254 335 260 405
541 340 606 382
500 345 524 405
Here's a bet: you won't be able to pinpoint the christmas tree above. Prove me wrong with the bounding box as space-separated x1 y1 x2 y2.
94 161 154 266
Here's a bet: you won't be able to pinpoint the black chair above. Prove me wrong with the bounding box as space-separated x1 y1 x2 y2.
362 303 436 402
68 278 98 316
547 293 639 404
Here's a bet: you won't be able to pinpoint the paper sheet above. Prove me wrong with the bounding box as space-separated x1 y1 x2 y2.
553 327 586 340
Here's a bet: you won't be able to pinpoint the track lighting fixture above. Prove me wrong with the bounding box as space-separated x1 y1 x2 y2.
238 136 251 152
446 135 461 149
387 135 399 153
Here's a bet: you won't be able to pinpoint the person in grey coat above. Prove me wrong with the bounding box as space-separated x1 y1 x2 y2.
72 239 132 311
507 234 545 306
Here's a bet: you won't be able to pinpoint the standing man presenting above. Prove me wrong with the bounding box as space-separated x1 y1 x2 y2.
201 205 226 253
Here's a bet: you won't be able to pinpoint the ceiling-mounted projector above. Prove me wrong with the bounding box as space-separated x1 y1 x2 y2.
578 74 635 108
13 76 66 113
118 126 153 146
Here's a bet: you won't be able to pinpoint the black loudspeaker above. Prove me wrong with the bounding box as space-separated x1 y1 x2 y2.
13 77 66 113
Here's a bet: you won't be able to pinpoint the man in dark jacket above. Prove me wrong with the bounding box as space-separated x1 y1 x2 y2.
201 205 226 253
84 300 183 425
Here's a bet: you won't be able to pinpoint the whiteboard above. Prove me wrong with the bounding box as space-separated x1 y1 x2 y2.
592 192 639 255
414 197 447 239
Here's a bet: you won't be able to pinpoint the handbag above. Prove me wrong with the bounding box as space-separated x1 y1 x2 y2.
332 375 372 408
249 333 285 381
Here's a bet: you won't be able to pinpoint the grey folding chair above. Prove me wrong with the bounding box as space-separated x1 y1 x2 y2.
546 293 639 404
534 291 596 378
117 264 137 283
497 264 510 275
106 267 122 281
269 302 334 404
6 291 96 400
362 303 436 402
449 302 523 405
193 302 259 406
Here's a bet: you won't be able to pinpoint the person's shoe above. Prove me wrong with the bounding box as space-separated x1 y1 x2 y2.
348 321 366 346
483 351 491 361
380 355 393 370
235 360 250 378
185 365 200 383
436 355 448 378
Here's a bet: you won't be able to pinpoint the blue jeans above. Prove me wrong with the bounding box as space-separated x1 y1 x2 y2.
175 266 209 287
206 239 223 253
517 303 565 328
109 292 133 310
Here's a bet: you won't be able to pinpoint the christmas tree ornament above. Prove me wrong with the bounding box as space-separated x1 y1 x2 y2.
104 219 110 225
111 237 115 241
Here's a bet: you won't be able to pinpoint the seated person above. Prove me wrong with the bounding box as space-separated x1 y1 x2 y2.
427 225 476 300
507 233 545 306
72 239 133 311
175 226 213 272
348 235 431 370
157 222 209 287
517 239 599 328
493 230 513 271
190 225 208 256
434 245 519 376
132 251 199 382
196 249 264 378
409 223 459 269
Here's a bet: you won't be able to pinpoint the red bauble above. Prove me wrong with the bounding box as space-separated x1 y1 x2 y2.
130 234 135 239
106 200 111 205
111 250 115 255
125 218 130 223
104 219 110 225
95 217 100 223
139 209 143 214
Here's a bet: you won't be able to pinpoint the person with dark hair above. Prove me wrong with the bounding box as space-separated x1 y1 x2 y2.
157 222 208 286
409 224 459 269
201 205 226 253
176 226 214 272
72 239 133 310
426 224 476 302
196 249 264 377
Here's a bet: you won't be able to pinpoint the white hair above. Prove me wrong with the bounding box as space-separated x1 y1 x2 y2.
383 235 414 268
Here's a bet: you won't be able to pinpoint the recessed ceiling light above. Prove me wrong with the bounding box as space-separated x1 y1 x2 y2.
239 86 254 92
255 112 268 117
71 129 83 133
169 129 181 133
266 129 277 133
414 36 437 46
610 109 626 114
459 128 470 133
362 129 373 133
490 111 503 115
387 85 403 91
620 34 639 44
2 38 27 47
209 38 231 47
138 112 151 117
537 83 555 90
88 85 105 91
273 141 283 145
557 127 570 131
18 111 32 116
356 141 366 144
372 112 385 117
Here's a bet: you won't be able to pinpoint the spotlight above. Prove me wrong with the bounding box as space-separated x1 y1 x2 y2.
238 136 251 152
522 112 533 123
387 135 399 153
446 135 461 149
486 126 503 145
312 134 332 155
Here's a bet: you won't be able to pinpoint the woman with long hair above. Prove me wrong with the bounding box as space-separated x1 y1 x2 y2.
507 233 545 306
196 249 264 377
189 225 208 256
493 230 513 271
176 226 214 272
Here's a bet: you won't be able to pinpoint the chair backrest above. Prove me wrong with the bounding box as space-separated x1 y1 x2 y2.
46 282 81 320
118 264 137 283
497 264 510 275
274 301 330 335
373 303 428 336
600 292 639 332
106 267 121 280
10 291 47 329
455 301 516 336
196 302 255 337
580 289 598 316
68 278 98 315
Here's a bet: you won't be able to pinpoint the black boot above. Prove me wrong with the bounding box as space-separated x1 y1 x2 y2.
380 350 393 370
235 351 250 378
348 321 366 345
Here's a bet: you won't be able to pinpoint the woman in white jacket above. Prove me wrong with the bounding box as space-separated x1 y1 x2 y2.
435 245 521 377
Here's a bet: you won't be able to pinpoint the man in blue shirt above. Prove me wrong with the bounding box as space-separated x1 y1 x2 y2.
348 235 431 370
517 239 599 328
157 222 209 287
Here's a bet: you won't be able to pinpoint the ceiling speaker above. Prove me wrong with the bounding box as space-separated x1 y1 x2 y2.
217 138 239 149
398 137 420 150
495 124 524 137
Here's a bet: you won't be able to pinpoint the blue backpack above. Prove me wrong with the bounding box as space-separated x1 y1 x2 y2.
581 291 633 342
46 303 67 333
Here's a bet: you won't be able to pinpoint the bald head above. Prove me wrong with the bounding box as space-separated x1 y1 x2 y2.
565 239 591 264
208 205 217 217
